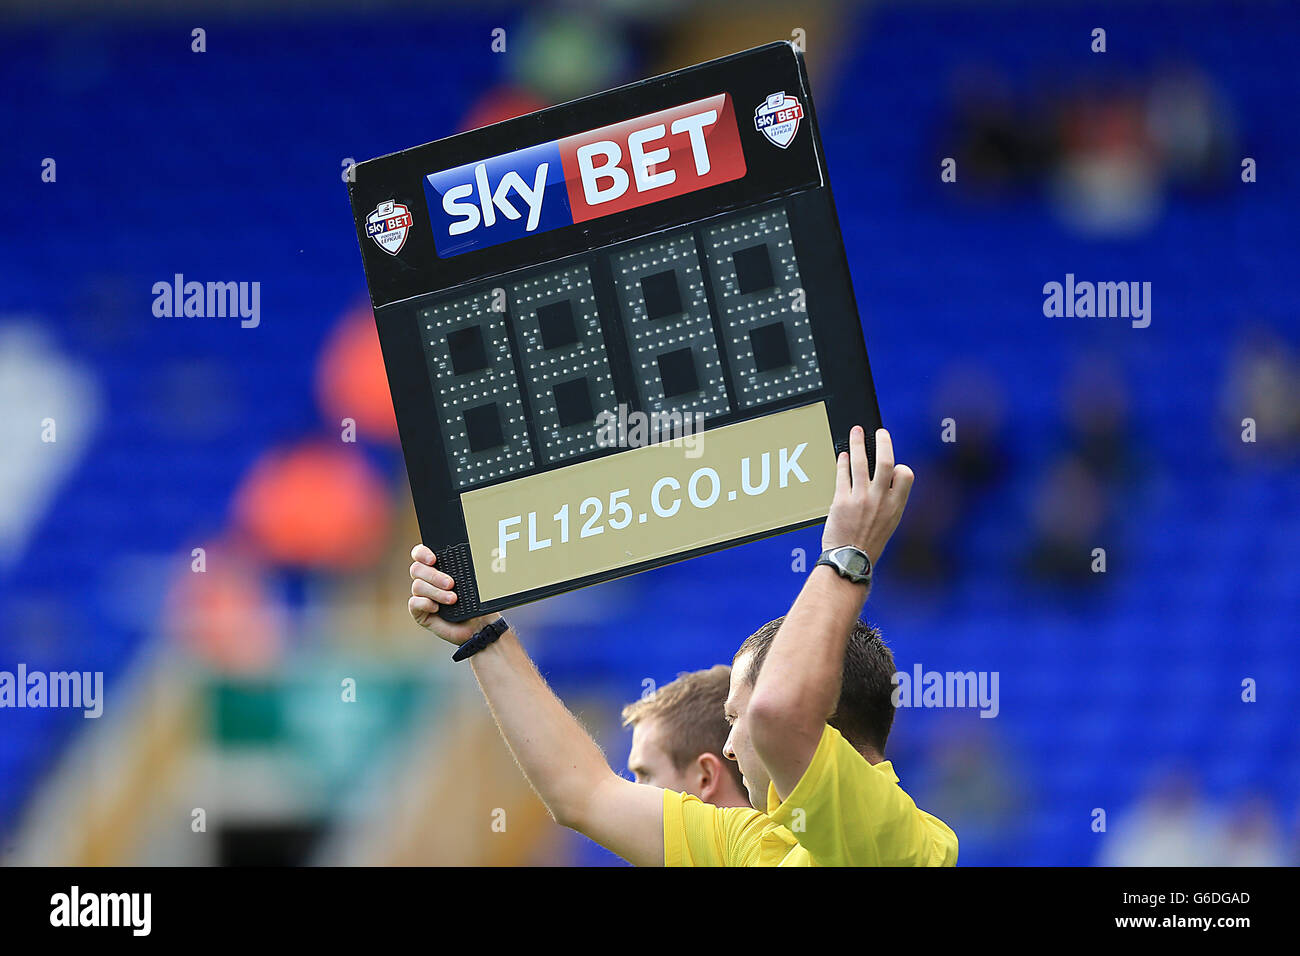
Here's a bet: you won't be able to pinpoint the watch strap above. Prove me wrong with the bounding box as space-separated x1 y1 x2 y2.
452 616 509 662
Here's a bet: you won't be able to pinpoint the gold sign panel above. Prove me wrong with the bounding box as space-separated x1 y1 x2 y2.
461 402 836 601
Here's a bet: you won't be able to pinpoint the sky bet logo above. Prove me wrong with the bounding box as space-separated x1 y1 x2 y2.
424 94 745 258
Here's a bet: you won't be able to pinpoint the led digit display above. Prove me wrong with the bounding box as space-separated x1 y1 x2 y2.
701 206 822 408
420 287 534 489
508 264 616 463
612 231 731 422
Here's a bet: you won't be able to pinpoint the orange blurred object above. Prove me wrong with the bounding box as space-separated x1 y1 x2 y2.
164 542 284 673
316 302 399 445
234 441 392 570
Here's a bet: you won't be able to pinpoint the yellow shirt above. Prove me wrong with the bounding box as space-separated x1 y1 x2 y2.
663 724 958 866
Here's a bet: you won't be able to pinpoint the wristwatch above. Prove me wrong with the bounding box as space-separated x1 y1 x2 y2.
816 546 873 585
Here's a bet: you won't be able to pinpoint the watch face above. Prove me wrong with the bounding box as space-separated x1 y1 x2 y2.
843 550 869 576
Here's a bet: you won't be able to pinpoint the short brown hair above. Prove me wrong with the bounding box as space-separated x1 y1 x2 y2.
622 665 745 791
733 616 896 753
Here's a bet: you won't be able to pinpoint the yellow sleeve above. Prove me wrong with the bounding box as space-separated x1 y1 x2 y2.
766 725 959 867
661 790 777 867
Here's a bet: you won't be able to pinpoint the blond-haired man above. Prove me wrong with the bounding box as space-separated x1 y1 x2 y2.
622 666 749 808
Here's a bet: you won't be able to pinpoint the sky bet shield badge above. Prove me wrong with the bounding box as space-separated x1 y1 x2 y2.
754 92 804 149
365 200 412 255
347 42 881 621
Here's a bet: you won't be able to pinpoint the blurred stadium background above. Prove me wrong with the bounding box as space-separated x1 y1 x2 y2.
0 0 1295 866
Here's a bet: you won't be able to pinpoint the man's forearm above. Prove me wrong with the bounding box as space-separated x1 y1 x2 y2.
409 544 664 865
468 628 612 827
466 627 666 866
765 565 868 718
749 426 912 798
748 566 869 794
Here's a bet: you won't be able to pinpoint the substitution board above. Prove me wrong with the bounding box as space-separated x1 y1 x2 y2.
348 42 881 621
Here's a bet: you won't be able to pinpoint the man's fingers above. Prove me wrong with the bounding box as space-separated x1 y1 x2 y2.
835 449 851 497
410 561 452 587
408 595 440 618
849 425 869 490
892 463 915 502
412 578 457 605
410 543 456 620
410 561 454 589
873 428 895 488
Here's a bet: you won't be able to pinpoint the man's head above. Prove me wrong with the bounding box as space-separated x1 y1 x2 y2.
622 665 750 808
724 616 896 808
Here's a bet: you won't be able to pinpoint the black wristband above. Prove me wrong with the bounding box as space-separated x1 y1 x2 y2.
452 616 509 662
